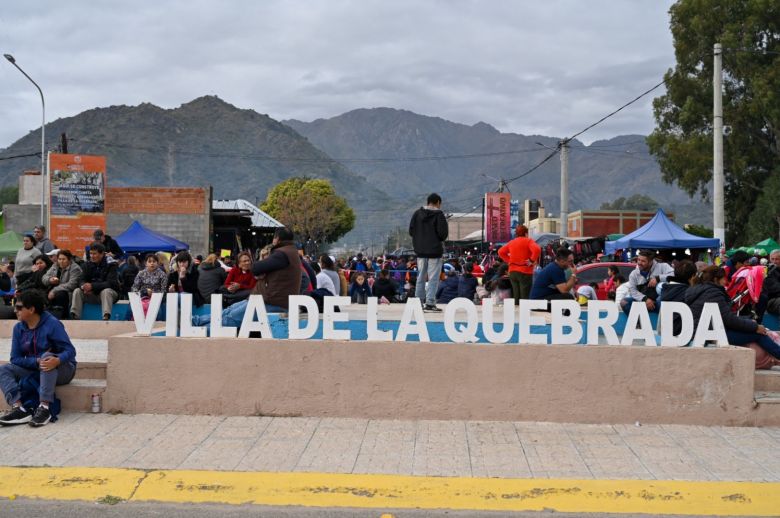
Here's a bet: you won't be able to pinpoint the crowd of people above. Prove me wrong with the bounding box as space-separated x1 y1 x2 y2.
3 195 780 427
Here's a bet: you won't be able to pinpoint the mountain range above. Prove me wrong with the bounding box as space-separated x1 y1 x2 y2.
0 97 707 245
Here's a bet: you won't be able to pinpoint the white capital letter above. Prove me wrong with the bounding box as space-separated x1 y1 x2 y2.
323 296 351 340
586 301 620 345
129 292 163 336
551 300 582 344
659 301 694 347
165 292 178 337
622 301 657 346
397 298 430 342
518 299 548 344
208 294 237 338
481 298 515 344
238 295 273 338
288 295 319 339
179 293 207 338
367 297 393 341
691 302 729 347
444 298 479 343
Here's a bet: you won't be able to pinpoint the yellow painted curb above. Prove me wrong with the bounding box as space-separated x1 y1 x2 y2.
2 466 780 516
0 466 144 502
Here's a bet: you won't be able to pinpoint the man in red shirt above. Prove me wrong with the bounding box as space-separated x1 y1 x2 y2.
498 225 541 304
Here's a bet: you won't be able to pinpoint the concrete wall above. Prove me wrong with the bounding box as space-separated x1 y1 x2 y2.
106 187 211 256
0 320 138 340
2 204 47 235
105 337 763 426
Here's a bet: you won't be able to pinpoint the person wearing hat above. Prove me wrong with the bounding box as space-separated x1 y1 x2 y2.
92 229 123 258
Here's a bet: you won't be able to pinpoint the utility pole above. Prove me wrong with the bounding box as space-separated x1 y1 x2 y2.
559 140 569 237
713 43 725 249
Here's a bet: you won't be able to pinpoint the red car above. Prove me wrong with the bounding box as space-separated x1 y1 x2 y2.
575 262 635 300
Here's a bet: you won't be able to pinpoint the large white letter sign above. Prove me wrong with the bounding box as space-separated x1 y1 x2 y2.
237 295 273 338
396 298 430 342
165 292 178 337
288 295 319 339
366 297 393 341
586 301 620 345
129 292 164 336
481 298 515 344
443 298 479 343
208 294 237 338
179 293 207 338
551 300 582 344
518 299 548 344
659 301 694 347
323 296 351 340
691 302 729 347
621 302 657 346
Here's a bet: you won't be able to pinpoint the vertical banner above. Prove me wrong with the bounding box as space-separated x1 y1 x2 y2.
484 192 511 243
48 154 107 256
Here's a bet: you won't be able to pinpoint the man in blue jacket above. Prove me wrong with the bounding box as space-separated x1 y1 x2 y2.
0 290 77 427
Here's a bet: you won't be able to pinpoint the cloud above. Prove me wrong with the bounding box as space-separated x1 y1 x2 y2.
0 0 675 148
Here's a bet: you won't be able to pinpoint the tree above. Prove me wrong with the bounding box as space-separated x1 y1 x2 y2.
600 194 660 211
683 224 714 238
0 185 19 208
261 178 355 246
647 0 780 245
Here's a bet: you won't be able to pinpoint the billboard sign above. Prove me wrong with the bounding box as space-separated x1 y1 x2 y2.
48 154 107 256
484 192 511 243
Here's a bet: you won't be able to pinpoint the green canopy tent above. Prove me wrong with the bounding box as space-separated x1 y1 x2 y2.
753 238 780 256
0 231 23 259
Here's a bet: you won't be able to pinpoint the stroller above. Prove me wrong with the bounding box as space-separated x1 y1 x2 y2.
727 266 765 317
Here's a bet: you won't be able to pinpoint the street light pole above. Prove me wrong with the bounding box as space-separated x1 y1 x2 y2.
4 54 46 227
712 43 725 250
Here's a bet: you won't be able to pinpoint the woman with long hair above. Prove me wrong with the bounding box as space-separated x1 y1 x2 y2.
686 265 780 359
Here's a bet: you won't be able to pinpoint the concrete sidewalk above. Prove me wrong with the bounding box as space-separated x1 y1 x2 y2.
1 414 779 482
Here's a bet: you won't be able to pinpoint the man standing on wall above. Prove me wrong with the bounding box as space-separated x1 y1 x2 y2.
498 224 540 304
409 193 448 312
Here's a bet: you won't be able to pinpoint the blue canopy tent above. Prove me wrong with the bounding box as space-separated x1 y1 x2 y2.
115 221 189 253
604 209 720 254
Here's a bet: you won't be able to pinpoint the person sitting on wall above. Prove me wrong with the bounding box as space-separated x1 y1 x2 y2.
659 260 698 336
373 269 399 303
167 251 202 306
620 249 673 315
14 235 42 287
436 269 459 304
723 250 750 284
197 253 228 303
70 243 121 321
762 250 780 316
91 229 123 259
457 262 478 302
193 227 301 328
42 250 83 320
349 272 372 304
612 275 628 303
15 255 52 301
218 251 256 307
0 290 77 427
131 253 168 297
529 247 577 309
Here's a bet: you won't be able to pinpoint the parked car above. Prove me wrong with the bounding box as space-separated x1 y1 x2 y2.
575 262 635 300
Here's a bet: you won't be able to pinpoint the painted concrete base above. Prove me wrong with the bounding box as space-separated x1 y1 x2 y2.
105 336 768 426
0 320 137 339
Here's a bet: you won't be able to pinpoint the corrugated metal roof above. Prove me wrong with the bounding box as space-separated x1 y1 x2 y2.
212 199 284 228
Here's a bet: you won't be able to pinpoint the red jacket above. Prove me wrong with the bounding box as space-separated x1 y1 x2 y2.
498 237 541 275
225 268 257 290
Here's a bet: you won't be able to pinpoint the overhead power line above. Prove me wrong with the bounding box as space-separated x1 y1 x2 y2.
0 151 41 161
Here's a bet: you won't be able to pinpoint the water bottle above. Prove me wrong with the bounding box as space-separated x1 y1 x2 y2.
91 393 101 413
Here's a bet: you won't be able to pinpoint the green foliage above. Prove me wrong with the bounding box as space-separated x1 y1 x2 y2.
683 224 714 238
647 0 780 244
0 185 19 207
600 194 660 211
262 177 355 243
745 167 780 243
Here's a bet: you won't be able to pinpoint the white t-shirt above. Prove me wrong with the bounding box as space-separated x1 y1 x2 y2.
316 272 336 296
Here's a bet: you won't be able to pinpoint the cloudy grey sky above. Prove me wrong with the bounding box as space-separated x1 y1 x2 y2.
1 0 675 149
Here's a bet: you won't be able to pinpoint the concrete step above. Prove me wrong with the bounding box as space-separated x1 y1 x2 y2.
73 362 106 380
754 391 780 426
0 378 106 413
754 368 780 392
754 391 780 404
0 361 105 380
